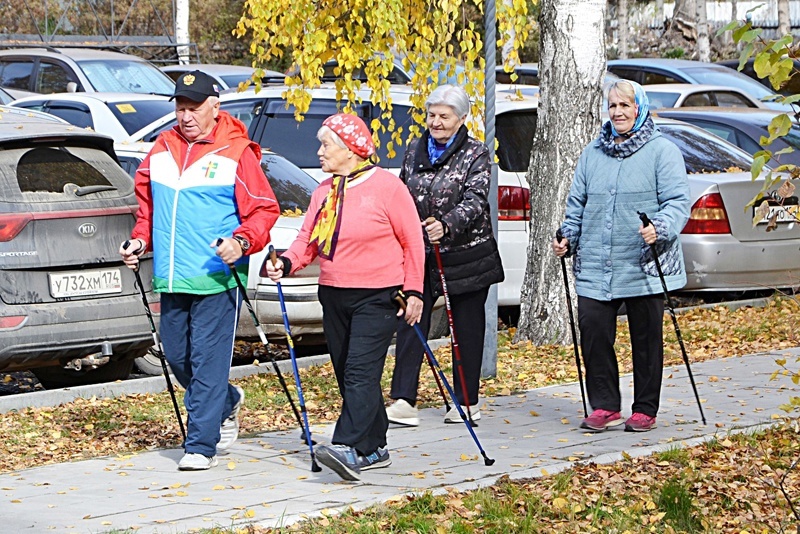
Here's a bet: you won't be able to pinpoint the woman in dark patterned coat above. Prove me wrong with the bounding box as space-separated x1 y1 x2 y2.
387 84 504 426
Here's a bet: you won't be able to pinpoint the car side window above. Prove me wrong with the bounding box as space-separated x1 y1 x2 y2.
642 71 683 84
0 59 34 91
713 91 758 108
683 92 713 107
36 61 76 94
44 103 94 130
608 67 642 84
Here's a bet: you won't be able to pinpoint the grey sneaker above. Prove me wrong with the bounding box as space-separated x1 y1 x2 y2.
444 403 481 424
315 444 361 481
218 385 244 451
359 448 392 471
178 453 218 471
386 399 419 426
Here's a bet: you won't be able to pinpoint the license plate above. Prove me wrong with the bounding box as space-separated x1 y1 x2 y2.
754 203 800 224
49 268 122 298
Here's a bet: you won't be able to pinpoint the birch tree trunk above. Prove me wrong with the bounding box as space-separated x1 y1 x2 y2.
696 0 710 61
656 0 665 25
175 0 191 64
515 0 606 345
618 0 629 59
671 0 697 40
778 0 791 37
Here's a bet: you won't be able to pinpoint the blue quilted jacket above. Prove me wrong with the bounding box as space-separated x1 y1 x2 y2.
561 127 690 301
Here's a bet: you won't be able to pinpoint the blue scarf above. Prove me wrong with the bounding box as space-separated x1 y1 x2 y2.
609 80 650 138
427 133 456 164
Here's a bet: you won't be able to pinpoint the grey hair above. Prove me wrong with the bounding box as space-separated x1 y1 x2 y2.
425 85 470 119
207 95 220 106
316 125 348 149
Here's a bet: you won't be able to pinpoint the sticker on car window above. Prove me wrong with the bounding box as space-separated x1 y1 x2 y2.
115 103 137 114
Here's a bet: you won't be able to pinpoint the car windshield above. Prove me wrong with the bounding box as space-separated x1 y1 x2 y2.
645 91 680 109
681 66 775 100
2 145 133 202
259 99 414 169
657 122 755 173
261 153 317 213
106 100 176 135
78 59 175 95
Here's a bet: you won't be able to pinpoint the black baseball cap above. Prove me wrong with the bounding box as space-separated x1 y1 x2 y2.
170 70 220 102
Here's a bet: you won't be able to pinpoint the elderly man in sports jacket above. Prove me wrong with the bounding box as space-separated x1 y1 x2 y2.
120 70 280 470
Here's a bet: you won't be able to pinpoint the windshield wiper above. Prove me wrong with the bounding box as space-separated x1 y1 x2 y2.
75 185 118 196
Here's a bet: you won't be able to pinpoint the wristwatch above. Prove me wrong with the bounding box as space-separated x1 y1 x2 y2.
233 235 250 253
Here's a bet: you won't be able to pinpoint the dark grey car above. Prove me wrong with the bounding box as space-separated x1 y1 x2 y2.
0 108 155 387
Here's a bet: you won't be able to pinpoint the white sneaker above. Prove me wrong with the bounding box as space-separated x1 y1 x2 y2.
386 399 419 426
444 403 481 424
178 453 218 471
218 385 244 451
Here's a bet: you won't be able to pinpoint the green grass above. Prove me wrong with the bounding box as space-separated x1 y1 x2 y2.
656 445 691 466
656 475 703 532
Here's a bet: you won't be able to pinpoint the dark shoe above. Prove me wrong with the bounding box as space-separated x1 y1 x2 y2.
315 444 361 481
359 448 391 471
624 412 656 432
580 409 623 431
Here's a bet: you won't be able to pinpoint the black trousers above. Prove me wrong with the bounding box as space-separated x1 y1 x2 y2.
319 285 398 456
391 277 489 407
577 295 665 418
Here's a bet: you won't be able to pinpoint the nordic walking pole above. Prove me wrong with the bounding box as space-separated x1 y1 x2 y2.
215 239 316 445
123 240 186 442
432 238 476 426
393 290 495 466
636 213 707 425
269 246 321 472
555 230 588 418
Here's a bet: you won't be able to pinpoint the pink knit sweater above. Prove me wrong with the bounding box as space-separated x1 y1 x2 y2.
283 168 424 293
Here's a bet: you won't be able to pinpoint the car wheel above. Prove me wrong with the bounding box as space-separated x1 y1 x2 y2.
32 359 135 389
134 347 170 376
428 307 450 339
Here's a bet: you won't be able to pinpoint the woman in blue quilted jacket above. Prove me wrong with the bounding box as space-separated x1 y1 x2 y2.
552 79 690 433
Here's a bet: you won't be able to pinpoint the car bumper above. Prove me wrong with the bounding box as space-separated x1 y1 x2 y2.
681 234 800 291
0 295 154 372
237 284 324 342
497 221 528 306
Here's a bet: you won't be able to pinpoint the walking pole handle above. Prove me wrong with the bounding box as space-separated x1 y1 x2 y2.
393 289 409 311
269 245 279 267
122 240 142 273
555 229 564 242
638 211 653 228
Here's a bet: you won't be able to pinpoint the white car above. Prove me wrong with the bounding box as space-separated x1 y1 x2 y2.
161 64 286 90
11 92 176 142
644 83 767 110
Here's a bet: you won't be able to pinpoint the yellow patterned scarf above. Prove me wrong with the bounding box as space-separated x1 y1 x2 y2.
309 161 375 260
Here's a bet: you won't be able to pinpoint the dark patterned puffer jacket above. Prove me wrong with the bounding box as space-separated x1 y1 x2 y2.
401 125 504 296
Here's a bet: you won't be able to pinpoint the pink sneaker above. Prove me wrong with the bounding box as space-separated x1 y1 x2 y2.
580 409 623 431
625 412 656 432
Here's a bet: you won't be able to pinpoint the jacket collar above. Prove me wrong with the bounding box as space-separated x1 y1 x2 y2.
413 124 470 171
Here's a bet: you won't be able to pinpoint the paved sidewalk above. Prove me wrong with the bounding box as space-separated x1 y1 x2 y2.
2 349 798 533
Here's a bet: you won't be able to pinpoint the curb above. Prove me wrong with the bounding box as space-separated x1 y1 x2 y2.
0 338 453 414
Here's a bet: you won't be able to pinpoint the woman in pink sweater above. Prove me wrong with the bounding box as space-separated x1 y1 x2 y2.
265 113 424 481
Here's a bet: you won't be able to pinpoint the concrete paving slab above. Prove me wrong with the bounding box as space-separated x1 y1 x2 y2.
1 350 798 533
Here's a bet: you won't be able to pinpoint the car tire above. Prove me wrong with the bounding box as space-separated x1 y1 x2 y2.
32 359 135 389
134 347 170 376
428 307 450 340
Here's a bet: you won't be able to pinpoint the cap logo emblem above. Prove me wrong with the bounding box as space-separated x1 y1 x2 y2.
184 74 196 86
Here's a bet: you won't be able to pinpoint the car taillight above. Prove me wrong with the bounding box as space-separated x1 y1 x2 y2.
682 193 731 234
0 316 27 329
0 213 34 242
498 186 530 221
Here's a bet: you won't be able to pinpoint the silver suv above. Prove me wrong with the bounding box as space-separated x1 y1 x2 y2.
0 47 175 98
0 106 156 388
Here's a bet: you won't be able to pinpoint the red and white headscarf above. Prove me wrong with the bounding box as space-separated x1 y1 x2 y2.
322 113 376 158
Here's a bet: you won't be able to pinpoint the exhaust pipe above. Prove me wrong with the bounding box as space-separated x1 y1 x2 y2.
64 342 113 371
